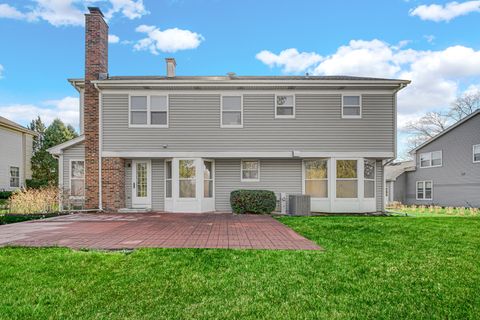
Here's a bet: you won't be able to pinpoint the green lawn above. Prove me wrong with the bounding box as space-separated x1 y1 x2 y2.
1 216 479 319
388 206 479 217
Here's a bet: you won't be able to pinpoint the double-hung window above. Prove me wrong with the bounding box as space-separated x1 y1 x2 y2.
275 94 295 118
9 166 19 188
473 144 480 163
342 95 361 118
204 160 213 198
304 159 328 198
221 96 242 127
130 95 168 127
70 160 85 197
241 160 259 182
179 160 196 198
416 181 432 200
165 160 172 198
336 160 358 198
420 151 442 168
364 159 376 198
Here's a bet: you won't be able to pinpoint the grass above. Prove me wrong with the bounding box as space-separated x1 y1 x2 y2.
387 205 479 217
0 199 7 214
0 216 479 319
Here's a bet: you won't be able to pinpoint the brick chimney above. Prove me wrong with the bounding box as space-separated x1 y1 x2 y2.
84 7 108 209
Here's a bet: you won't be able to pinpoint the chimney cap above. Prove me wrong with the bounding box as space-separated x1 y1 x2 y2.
165 57 176 66
87 7 104 17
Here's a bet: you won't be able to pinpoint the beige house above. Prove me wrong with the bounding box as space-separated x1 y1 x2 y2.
0 116 36 191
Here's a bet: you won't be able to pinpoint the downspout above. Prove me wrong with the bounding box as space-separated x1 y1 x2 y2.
94 82 103 211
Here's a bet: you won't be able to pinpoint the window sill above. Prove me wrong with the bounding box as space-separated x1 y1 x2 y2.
275 115 296 119
341 115 362 119
221 125 243 129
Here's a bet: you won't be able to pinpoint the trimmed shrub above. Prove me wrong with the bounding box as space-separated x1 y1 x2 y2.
0 191 12 199
26 179 50 189
230 190 276 214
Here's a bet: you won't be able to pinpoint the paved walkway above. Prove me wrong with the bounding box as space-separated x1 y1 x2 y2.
0 213 321 250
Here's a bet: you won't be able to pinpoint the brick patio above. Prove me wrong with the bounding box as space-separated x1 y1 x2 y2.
0 213 321 250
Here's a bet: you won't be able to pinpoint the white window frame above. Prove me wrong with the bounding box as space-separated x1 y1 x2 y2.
416 180 433 200
335 159 359 199
419 151 442 168
221 94 243 128
165 160 172 199
275 93 296 119
363 159 376 199
241 160 260 182
473 144 480 163
128 94 169 128
9 166 20 188
303 159 329 198
341 94 362 119
178 159 197 199
69 159 85 199
203 159 214 198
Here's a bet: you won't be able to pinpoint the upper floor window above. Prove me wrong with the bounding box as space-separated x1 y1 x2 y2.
275 94 295 118
416 181 432 200
70 160 85 197
9 166 19 188
473 144 480 163
420 151 442 168
241 160 260 182
342 95 361 118
221 96 242 128
130 95 168 127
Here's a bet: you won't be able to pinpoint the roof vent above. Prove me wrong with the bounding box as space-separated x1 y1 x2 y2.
166 58 176 78
98 72 108 80
227 72 236 79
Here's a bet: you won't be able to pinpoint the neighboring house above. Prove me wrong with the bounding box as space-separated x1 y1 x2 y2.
0 116 36 191
48 7 409 213
387 110 480 207
385 160 414 204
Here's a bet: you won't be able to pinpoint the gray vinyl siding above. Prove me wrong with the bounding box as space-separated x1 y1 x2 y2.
375 160 384 211
102 93 394 153
405 114 480 207
393 172 406 203
62 142 85 193
215 159 302 212
152 159 164 210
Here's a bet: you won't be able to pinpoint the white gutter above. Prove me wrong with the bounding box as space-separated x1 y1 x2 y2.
94 82 103 211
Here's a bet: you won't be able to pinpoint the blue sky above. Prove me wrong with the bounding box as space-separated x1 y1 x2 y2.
1 0 480 156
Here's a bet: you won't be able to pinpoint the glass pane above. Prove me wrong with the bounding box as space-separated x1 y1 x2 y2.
151 111 167 125
305 180 328 198
179 160 196 178
277 95 293 106
136 163 147 197
305 160 328 179
343 96 360 106
151 96 167 111
180 180 196 198
10 167 19 178
222 112 241 125
364 159 375 179
222 96 241 111
71 161 84 178
166 161 172 179
242 161 258 170
425 182 432 199
364 180 375 198
204 180 213 198
242 170 258 180
204 161 212 179
277 106 294 116
417 182 424 198
431 158 441 166
166 180 172 198
343 106 360 116
71 179 84 197
421 160 430 167
131 111 147 124
131 96 147 110
10 177 19 188
475 151 480 162
336 180 358 198
337 160 357 178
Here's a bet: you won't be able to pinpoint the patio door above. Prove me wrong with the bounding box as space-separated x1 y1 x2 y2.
132 160 151 208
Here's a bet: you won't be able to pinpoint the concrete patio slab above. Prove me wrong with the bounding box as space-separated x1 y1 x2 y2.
0 213 321 250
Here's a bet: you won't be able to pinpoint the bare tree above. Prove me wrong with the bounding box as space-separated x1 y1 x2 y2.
405 111 449 142
449 90 480 121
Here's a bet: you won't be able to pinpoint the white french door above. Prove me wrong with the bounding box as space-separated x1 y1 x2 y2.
132 160 151 208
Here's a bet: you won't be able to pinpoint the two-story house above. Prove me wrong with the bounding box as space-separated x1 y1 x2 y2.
48 7 409 213
0 116 35 191
386 110 480 207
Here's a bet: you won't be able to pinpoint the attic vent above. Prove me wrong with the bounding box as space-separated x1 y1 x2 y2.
227 72 236 78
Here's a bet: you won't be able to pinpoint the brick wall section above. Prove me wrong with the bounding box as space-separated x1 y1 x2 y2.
101 157 125 211
84 8 108 209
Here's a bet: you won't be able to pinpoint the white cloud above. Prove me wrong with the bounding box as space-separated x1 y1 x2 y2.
256 40 480 123
134 24 204 54
0 0 149 27
256 48 322 73
0 96 79 129
105 0 148 20
108 34 120 44
410 1 480 22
